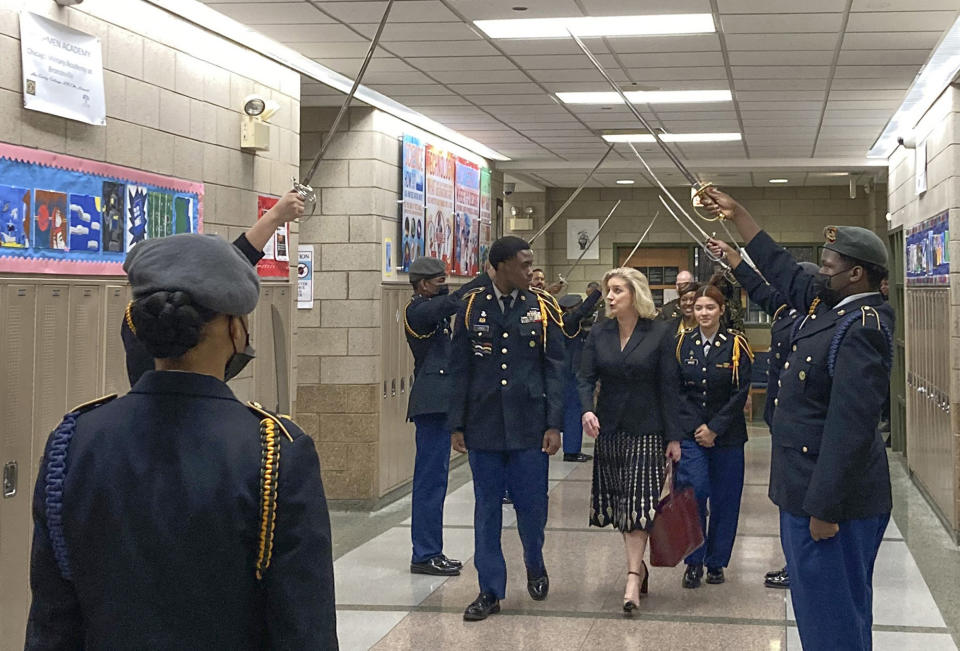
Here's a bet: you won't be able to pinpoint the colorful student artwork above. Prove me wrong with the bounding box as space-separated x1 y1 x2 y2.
0 184 30 247
454 157 480 277
425 144 456 274
0 143 203 274
401 134 426 272
906 211 949 286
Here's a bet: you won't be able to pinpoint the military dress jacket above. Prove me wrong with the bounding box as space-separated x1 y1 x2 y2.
577 318 682 441
404 275 490 421
560 289 603 376
447 287 566 450
732 260 806 427
26 371 338 651
745 231 894 522
676 327 752 446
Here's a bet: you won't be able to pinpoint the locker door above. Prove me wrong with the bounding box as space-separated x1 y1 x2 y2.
399 289 416 485
31 286 69 494
67 286 104 409
380 289 399 495
0 284 38 646
103 285 131 396
379 290 392 495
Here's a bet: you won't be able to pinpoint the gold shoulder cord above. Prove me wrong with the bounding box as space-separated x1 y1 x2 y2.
124 301 137 335
807 297 821 316
772 303 788 321
731 334 754 388
534 289 579 340
675 330 687 363
256 418 281 580
464 290 480 329
402 300 434 340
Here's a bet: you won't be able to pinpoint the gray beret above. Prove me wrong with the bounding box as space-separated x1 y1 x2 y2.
123 234 260 315
558 294 583 309
823 226 888 268
408 256 446 281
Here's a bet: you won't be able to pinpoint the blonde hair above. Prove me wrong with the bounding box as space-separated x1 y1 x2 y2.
602 267 658 320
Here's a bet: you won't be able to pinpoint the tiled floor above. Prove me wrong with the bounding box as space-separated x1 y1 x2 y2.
331 432 959 650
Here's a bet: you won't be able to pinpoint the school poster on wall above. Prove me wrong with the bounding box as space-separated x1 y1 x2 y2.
454 157 480 277
906 210 949 286
401 134 425 273
425 144 455 274
0 143 202 275
479 168 492 271
255 194 289 278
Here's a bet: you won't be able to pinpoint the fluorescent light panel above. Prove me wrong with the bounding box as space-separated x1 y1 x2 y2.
557 90 732 104
615 179 635 184
868 15 960 159
474 14 715 39
602 133 742 143
768 179 789 183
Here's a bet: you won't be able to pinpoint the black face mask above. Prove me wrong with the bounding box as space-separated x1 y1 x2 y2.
435 284 450 296
812 267 852 308
225 318 256 381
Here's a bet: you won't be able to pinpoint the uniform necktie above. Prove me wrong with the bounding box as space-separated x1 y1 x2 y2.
501 294 513 312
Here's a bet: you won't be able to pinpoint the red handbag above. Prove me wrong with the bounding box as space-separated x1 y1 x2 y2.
649 461 704 568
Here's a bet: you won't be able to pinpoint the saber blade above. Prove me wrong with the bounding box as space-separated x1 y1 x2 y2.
560 199 621 281
529 143 615 244
624 211 660 264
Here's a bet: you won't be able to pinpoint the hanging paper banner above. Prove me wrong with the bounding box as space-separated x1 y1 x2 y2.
401 134 425 272
256 194 289 278
0 143 202 275
20 12 106 126
425 145 455 274
454 157 480 277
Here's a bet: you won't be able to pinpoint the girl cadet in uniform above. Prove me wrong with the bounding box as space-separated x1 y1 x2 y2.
675 284 753 589
579 268 682 613
26 234 338 650
670 281 700 336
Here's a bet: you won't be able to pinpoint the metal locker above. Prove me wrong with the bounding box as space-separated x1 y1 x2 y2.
0 284 38 645
379 288 396 495
67 286 104 410
103 286 131 397
398 289 416 488
253 286 279 410
31 286 69 494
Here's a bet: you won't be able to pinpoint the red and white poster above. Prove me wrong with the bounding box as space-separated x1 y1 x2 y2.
454 157 480 277
256 194 289 278
425 145 455 274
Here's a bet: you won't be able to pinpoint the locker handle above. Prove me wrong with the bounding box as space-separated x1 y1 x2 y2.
383 381 388 399
3 461 17 498
400 377 405 394
391 379 396 397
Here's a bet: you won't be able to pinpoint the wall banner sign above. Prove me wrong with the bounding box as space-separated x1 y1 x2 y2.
0 142 203 275
255 194 289 278
400 134 425 272
20 12 106 126
297 245 314 309
906 210 949 286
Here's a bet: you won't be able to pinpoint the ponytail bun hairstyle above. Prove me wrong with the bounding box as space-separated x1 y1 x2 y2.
130 290 217 359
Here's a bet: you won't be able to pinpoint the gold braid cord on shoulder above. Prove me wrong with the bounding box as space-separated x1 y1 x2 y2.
535 291 578 341
731 334 754 388
256 418 281 580
124 301 137 335
675 330 687 363
772 303 788 321
807 297 821 316
402 300 434 340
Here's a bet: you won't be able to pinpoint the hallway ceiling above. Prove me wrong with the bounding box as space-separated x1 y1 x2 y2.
202 0 960 187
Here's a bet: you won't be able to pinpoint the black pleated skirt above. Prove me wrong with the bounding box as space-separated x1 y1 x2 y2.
590 431 666 533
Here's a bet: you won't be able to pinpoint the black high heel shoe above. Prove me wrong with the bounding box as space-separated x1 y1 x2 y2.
622 563 649 613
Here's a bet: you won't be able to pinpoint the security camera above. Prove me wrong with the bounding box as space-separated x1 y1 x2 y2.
897 135 917 149
503 182 516 196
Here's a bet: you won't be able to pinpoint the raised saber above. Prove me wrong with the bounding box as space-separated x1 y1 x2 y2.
293 0 396 218
529 143 615 244
623 211 660 264
558 199 621 282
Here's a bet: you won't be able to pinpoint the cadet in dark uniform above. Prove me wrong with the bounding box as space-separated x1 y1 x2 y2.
403 256 488 576
656 269 694 321
26 234 338 650
703 188 894 651
557 289 602 462
447 236 565 621
711 241 820 589
675 284 753 588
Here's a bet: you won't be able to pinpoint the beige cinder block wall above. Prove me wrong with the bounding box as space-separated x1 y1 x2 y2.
888 83 960 541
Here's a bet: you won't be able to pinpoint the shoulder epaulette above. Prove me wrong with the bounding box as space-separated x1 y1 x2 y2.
462 286 484 300
403 299 435 340
246 401 295 443
827 306 893 378
675 329 687 363
43 393 117 581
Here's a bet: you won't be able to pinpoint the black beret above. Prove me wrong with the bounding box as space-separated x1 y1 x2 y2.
558 294 583 309
123 234 260 315
408 256 446 281
823 226 887 268
489 235 531 267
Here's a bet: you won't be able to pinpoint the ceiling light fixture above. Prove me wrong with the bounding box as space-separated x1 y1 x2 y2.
558 90 731 105
474 14 715 39
768 179 789 184
602 133 742 143
868 15 960 159
616 179 635 185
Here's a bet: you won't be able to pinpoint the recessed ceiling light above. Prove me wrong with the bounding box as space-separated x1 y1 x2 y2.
558 90 731 104
474 14 715 39
616 179 635 185
768 179 789 184
602 133 742 143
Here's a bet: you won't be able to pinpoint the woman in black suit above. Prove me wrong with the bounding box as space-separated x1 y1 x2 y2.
578 267 682 612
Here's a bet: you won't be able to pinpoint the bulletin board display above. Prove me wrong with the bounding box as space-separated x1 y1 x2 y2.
906 210 949 286
0 142 203 275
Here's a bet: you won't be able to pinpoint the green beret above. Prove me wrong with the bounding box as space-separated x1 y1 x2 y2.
123 234 260 315
823 226 887 268
408 256 446 282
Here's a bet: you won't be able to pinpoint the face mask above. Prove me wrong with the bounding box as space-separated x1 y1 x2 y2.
812 268 852 308
225 318 256 381
435 284 450 296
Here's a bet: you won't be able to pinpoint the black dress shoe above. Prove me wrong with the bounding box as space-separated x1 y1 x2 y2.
764 566 786 579
463 592 500 621
682 564 703 589
563 453 593 462
527 570 549 601
764 568 790 589
440 554 463 569
410 556 461 576
705 567 725 584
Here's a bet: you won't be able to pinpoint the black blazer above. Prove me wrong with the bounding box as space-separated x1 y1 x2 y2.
577 318 682 441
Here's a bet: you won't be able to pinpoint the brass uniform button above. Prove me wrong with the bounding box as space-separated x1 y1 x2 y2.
439 369 445 375
792 345 797 352
501 379 508 386
501 363 507 370
806 356 812 362
784 362 790 369
838 309 846 316
802 446 808 453
529 340 536 348
810 314 817 320
501 347 508 354
486 294 493 300
799 371 806 381
502 332 509 339
774 398 779 406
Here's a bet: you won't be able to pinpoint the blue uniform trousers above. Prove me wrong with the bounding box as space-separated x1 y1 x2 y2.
676 440 745 568
780 510 889 651
411 414 452 564
562 374 583 455
468 447 549 599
